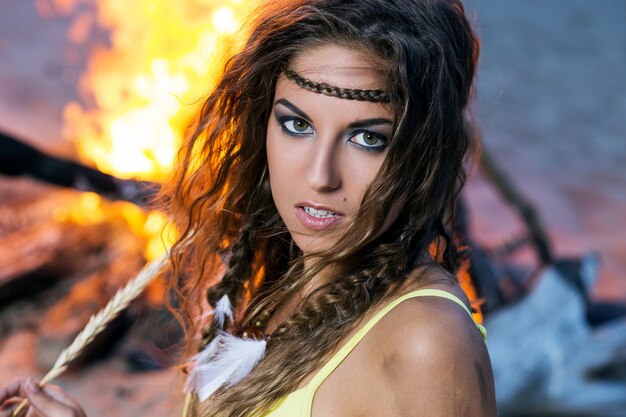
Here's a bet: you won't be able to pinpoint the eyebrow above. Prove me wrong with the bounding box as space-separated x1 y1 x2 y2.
274 98 312 121
346 118 392 129
274 98 393 128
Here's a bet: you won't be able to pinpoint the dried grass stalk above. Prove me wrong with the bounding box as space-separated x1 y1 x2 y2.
12 252 169 417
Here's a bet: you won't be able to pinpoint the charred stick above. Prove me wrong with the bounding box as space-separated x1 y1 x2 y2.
0 131 159 207
479 147 553 264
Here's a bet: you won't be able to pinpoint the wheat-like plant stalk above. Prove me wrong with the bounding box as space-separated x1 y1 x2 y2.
12 252 169 417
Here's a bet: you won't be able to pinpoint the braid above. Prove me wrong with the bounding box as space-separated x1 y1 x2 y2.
283 69 390 103
206 241 427 416
270 239 409 343
200 222 257 348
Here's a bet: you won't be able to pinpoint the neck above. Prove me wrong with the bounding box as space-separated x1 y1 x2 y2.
302 256 336 296
259 257 336 335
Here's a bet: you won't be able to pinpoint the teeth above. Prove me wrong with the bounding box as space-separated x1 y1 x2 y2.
303 206 336 218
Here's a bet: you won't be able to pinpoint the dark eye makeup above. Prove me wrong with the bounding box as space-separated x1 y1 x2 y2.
276 115 314 136
272 107 389 152
348 130 388 152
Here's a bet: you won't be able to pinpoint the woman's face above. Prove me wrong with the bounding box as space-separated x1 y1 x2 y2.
266 44 395 254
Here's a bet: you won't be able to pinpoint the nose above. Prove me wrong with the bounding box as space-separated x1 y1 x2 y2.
305 139 342 192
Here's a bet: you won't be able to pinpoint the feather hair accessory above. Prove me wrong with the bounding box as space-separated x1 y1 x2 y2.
184 330 267 401
213 294 234 328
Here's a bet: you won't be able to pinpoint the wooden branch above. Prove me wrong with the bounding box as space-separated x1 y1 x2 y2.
37 251 146 369
0 220 111 304
486 254 626 415
0 131 159 207
0 177 81 238
480 148 553 264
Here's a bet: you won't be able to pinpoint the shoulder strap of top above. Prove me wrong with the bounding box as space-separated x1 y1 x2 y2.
305 289 487 397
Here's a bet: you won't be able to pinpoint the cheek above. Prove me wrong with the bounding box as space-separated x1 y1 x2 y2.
266 123 295 205
266 123 283 177
345 158 385 205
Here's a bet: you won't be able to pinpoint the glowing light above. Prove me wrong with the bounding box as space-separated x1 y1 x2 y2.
51 0 247 182
212 7 239 34
53 192 106 224
143 211 178 260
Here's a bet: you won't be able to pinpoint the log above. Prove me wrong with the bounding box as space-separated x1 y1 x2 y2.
0 132 159 207
0 176 79 238
117 300 183 372
0 219 112 305
486 254 626 416
479 148 552 264
36 244 146 369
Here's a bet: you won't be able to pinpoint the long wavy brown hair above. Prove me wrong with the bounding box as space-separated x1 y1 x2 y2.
160 0 480 415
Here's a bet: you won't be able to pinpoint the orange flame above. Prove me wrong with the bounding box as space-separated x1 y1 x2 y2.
429 241 485 323
52 0 252 182
36 0 254 261
40 2 485 314
52 192 177 261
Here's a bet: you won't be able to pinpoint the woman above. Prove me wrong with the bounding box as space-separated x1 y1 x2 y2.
1 0 496 416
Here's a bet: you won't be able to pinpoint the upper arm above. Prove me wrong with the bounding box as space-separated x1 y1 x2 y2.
362 297 496 417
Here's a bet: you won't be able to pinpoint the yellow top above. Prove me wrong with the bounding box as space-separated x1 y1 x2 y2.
260 288 487 417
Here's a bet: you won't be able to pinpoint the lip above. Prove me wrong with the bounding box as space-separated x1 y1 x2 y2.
294 201 344 231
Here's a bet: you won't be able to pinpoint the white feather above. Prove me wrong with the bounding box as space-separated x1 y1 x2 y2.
213 295 234 328
184 331 267 401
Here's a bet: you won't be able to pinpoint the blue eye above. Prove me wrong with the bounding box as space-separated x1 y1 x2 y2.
349 131 387 151
281 118 314 135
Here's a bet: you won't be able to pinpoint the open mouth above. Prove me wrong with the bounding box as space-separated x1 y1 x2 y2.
294 205 343 231
302 206 337 218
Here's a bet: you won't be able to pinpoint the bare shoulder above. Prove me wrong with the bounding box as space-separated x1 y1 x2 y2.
358 275 497 417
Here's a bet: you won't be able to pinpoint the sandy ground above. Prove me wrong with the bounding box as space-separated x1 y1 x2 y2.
1 0 625 415
0 331 184 417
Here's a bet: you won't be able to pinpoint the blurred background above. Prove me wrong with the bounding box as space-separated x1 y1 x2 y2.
0 0 625 415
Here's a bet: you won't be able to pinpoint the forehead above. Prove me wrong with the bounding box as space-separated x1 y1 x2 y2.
288 44 387 91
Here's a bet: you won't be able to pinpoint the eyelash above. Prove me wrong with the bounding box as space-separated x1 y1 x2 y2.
279 117 314 136
349 130 387 152
278 116 388 152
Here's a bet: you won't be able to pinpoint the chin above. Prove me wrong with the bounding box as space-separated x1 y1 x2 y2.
291 233 338 256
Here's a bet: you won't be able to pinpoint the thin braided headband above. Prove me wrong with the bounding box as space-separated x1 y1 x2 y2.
283 68 390 103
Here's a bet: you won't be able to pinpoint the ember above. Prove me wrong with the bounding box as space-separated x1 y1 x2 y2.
1 2 254 413
56 0 251 182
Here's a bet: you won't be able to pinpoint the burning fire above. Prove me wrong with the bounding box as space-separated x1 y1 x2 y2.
52 192 176 261
42 0 252 182
36 0 254 261
38 0 484 317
